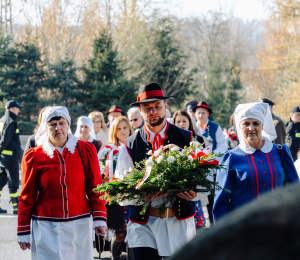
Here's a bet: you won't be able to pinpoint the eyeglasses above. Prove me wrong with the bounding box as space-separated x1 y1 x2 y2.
130 118 140 122
140 105 163 114
93 121 101 124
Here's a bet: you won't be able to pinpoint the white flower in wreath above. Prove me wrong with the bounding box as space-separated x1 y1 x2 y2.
119 175 124 181
188 155 194 162
153 149 161 157
166 156 175 163
147 150 153 155
146 157 154 167
156 155 164 163
171 146 180 152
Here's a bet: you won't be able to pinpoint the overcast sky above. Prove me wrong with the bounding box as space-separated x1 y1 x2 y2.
172 0 268 21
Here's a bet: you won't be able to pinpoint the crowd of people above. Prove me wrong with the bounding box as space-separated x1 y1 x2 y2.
0 82 299 260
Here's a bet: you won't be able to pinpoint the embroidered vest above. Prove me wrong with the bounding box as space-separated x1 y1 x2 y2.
124 122 196 224
202 120 219 151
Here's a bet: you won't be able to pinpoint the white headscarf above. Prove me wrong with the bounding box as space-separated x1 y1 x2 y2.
234 102 277 144
74 116 96 140
35 106 72 146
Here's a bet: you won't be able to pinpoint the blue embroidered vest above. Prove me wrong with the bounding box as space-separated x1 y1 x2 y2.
124 122 196 224
202 120 219 151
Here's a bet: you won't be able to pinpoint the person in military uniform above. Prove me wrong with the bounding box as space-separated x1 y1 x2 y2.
0 100 23 214
286 106 300 161
259 98 286 145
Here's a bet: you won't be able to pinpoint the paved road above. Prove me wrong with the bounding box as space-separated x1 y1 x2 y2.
0 183 113 260
0 179 210 260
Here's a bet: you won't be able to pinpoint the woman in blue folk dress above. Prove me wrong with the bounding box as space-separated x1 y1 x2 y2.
213 102 299 222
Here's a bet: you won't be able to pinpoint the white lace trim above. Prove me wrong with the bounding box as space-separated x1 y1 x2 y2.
42 134 78 159
17 234 30 243
239 137 273 154
93 220 107 229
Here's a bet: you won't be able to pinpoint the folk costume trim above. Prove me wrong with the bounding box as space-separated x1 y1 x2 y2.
245 153 256 200
42 134 78 159
130 82 171 106
137 90 164 102
270 152 278 189
239 137 273 154
250 154 260 198
31 213 91 222
144 121 169 152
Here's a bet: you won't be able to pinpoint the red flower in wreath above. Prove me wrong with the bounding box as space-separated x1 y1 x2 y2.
229 130 238 141
191 150 219 166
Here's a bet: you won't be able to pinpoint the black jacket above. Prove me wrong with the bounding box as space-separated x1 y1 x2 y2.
0 111 22 166
285 119 300 160
91 139 102 153
23 134 36 156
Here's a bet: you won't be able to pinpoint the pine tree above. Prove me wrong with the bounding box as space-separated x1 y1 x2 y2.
0 36 46 134
46 57 81 131
80 31 136 117
206 58 242 129
134 18 196 109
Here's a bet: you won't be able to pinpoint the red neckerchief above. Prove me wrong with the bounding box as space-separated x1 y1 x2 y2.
144 121 169 152
153 133 162 152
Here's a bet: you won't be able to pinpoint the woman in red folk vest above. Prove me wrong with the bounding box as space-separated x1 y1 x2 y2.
17 106 107 260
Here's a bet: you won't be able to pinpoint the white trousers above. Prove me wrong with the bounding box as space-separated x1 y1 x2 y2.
127 216 196 256
31 218 93 260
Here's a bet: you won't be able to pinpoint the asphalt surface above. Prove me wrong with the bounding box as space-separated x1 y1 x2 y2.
0 178 210 260
0 183 113 260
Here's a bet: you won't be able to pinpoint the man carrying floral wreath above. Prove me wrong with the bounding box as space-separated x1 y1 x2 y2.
115 83 205 260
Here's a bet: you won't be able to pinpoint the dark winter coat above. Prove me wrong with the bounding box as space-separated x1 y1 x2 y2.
285 119 300 161
272 113 286 145
0 111 22 167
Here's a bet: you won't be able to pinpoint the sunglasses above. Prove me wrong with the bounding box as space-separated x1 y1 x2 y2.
130 118 139 122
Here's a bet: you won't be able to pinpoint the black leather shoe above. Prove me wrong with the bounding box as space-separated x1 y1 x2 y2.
0 207 7 213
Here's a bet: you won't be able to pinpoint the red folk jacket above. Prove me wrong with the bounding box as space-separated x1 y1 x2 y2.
17 136 106 236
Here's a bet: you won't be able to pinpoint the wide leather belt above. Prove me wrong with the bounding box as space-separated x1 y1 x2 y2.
149 207 175 219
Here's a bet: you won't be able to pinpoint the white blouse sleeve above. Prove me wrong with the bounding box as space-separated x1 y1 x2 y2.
214 125 228 154
115 145 134 178
17 234 30 243
115 145 144 206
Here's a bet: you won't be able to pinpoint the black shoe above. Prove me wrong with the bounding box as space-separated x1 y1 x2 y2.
0 207 7 213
